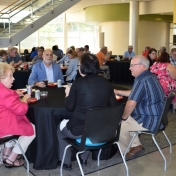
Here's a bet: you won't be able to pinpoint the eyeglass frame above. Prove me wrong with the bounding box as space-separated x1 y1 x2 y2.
130 63 142 67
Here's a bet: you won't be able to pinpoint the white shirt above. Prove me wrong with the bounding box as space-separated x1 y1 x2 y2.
43 63 54 82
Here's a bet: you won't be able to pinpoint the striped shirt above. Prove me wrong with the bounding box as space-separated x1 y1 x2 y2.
169 57 176 66
128 70 166 131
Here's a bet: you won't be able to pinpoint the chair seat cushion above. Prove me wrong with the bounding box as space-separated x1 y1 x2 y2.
76 138 106 146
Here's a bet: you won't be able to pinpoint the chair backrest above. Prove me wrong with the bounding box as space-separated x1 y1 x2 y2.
161 92 175 126
153 92 175 134
78 104 124 150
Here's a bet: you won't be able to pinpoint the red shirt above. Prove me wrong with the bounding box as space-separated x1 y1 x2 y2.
0 83 34 137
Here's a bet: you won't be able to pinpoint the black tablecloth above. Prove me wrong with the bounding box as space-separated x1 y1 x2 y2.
107 60 134 83
26 85 128 170
12 70 31 90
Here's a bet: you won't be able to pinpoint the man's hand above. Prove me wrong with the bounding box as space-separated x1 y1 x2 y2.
35 82 45 88
122 100 137 120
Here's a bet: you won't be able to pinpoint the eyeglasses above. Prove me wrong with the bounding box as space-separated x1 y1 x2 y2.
77 64 81 66
130 63 141 67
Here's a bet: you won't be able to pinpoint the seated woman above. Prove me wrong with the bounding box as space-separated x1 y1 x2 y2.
150 52 176 110
65 49 79 82
57 53 117 170
146 48 157 67
0 63 35 167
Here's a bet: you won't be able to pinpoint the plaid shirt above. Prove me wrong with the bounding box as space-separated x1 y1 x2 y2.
128 70 165 131
170 57 176 66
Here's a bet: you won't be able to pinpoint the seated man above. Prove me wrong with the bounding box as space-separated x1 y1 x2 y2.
31 49 43 65
114 55 165 159
123 45 135 60
142 46 150 57
0 50 8 62
83 45 91 54
170 48 176 66
6 47 22 67
28 49 64 87
96 46 111 79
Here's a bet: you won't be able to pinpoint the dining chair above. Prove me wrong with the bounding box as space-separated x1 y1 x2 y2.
124 92 175 171
0 135 29 172
60 104 129 176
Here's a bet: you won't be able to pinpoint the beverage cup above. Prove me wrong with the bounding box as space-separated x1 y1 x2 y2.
40 91 48 102
26 85 32 95
43 79 48 87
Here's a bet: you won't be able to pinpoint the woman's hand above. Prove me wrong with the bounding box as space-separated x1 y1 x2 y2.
16 90 24 97
22 94 31 103
65 86 70 97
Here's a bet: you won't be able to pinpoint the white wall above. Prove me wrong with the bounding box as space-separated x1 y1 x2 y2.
99 21 169 55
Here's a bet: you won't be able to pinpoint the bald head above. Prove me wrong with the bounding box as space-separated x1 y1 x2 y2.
43 49 53 66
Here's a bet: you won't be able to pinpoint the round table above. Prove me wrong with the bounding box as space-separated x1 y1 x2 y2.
26 85 128 170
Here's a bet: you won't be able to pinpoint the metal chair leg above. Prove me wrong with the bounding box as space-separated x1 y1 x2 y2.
124 132 138 158
152 135 167 171
60 144 72 176
76 151 86 176
162 131 172 154
97 148 102 166
13 139 29 173
115 142 129 176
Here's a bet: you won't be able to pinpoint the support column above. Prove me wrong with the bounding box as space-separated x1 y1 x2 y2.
174 0 176 24
129 1 139 54
63 13 68 53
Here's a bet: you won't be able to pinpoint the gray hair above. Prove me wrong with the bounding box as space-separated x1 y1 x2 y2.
135 55 149 69
160 46 166 52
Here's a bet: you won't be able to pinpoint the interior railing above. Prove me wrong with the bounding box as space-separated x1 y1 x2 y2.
0 0 57 38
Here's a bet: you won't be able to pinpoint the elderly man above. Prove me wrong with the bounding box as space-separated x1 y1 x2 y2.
6 47 22 67
159 46 166 54
31 49 43 65
114 55 165 159
142 46 150 57
28 49 64 87
170 48 176 66
96 46 111 79
123 45 136 60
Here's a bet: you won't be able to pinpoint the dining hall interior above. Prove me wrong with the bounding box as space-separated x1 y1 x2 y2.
0 0 176 176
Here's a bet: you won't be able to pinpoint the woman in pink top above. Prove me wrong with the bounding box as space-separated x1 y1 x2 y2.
0 63 35 168
150 52 176 111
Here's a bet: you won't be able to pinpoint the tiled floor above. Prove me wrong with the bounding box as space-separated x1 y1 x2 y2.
1 145 176 176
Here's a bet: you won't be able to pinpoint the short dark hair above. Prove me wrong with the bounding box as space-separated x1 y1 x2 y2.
84 45 89 50
157 52 170 63
0 50 7 57
52 45 58 51
80 53 100 75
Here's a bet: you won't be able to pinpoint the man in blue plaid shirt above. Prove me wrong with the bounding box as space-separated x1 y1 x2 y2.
114 55 165 159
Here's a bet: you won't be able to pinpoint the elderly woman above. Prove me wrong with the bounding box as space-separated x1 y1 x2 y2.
57 53 117 170
150 52 176 110
147 48 157 67
65 49 79 82
0 63 35 167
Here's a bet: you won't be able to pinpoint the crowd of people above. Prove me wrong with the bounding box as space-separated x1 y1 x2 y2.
0 43 176 170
